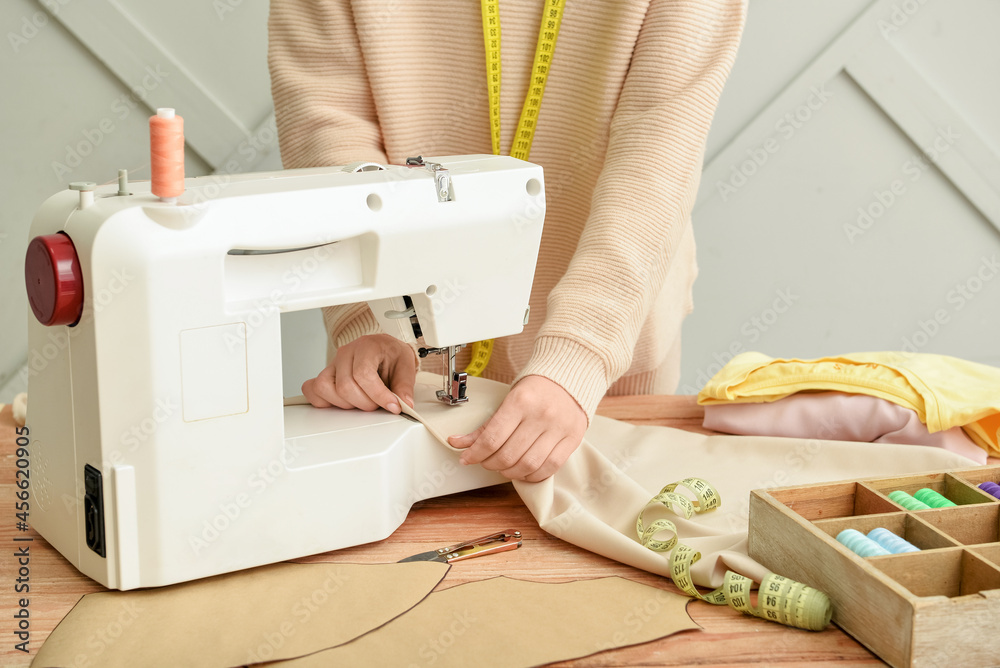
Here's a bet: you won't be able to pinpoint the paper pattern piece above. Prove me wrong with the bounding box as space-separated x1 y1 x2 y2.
32 561 448 668
266 576 697 667
399 372 978 588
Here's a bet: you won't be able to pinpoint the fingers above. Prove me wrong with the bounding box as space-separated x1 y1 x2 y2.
520 437 579 482
484 425 554 478
349 351 402 413
456 409 520 466
448 426 482 450
302 368 352 410
333 350 381 411
388 352 417 409
303 334 417 413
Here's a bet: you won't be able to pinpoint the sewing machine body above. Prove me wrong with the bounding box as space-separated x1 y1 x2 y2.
25 155 544 588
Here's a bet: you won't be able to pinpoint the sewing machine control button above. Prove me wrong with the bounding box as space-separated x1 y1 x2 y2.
25 233 84 327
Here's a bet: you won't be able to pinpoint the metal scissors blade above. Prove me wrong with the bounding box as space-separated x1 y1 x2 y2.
398 529 522 563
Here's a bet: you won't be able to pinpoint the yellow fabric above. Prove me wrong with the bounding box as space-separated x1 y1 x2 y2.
697 351 1000 456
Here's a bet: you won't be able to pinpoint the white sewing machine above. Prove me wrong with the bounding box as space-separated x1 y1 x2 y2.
24 154 544 589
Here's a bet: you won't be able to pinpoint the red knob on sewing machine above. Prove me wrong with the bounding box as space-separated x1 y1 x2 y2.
25 232 84 327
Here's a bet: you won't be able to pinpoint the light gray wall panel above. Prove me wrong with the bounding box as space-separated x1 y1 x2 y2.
117 0 273 133
892 0 1000 151
706 0 872 161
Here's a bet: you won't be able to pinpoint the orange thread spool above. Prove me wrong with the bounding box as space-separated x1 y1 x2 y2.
149 108 185 200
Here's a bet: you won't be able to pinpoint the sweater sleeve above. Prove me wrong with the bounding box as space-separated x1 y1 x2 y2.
268 0 387 350
514 0 747 419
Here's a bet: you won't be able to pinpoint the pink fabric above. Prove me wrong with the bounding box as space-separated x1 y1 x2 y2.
703 392 987 464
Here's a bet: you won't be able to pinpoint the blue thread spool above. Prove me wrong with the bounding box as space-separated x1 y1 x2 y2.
979 481 1000 500
913 488 957 508
888 490 932 510
836 529 891 558
867 527 920 554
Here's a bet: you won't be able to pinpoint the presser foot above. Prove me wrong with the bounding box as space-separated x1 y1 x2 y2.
418 344 469 405
436 372 469 405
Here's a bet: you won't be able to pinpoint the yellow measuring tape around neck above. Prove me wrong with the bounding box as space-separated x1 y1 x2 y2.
637 478 833 632
468 0 566 377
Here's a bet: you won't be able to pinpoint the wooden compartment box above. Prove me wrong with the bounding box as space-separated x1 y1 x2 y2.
748 465 1000 668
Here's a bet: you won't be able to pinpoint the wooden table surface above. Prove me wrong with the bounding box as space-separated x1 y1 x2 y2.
0 397 883 667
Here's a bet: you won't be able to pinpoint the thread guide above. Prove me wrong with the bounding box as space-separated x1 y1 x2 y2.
749 465 1000 667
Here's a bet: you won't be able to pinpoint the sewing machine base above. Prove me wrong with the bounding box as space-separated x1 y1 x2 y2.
32 405 505 589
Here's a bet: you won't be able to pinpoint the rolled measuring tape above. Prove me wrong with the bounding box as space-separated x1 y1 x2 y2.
637 478 832 632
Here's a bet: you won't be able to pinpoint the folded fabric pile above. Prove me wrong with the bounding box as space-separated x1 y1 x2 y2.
698 352 1000 464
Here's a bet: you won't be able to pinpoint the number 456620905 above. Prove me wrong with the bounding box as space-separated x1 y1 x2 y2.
15 426 29 526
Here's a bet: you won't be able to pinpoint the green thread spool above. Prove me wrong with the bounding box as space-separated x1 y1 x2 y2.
888 490 931 510
913 488 957 508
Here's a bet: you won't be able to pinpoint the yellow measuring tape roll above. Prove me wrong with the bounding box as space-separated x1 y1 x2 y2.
637 478 832 632
468 0 567 377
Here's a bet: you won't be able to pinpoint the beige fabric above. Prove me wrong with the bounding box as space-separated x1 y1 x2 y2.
268 576 696 667
268 0 747 419
400 373 978 588
32 562 448 667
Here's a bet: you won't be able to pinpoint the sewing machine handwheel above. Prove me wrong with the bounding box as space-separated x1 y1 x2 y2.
25 232 84 327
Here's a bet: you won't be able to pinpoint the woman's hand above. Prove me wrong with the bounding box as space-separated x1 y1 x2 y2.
448 375 587 482
302 334 417 413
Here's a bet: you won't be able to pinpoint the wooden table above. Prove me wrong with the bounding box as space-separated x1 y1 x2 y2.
0 398 883 667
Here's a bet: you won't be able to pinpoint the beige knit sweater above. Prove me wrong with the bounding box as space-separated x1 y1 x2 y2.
268 0 746 419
